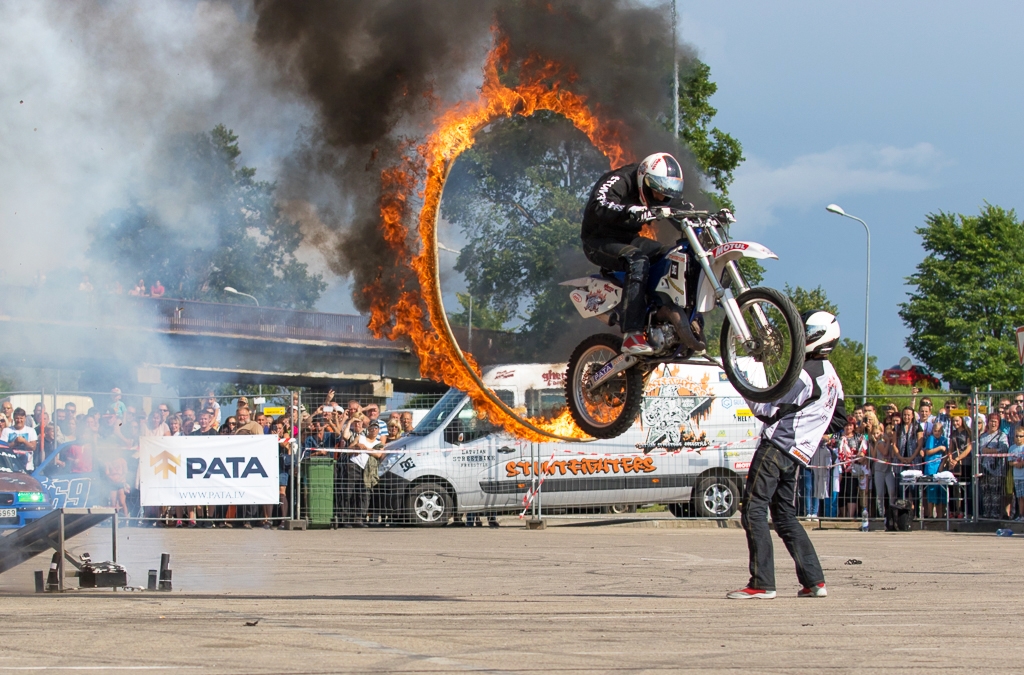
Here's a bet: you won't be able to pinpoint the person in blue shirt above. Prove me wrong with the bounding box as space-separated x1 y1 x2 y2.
922 422 948 518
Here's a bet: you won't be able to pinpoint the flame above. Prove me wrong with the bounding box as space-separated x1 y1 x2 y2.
369 36 633 442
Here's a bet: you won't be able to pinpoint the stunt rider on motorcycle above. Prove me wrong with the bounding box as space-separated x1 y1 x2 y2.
580 152 704 356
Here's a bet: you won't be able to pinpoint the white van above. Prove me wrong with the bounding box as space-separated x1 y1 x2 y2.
379 362 761 525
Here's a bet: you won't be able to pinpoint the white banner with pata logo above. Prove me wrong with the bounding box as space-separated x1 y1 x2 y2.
140 436 278 506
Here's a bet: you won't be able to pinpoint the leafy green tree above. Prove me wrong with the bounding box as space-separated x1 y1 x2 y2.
0 370 16 393
447 292 509 330
676 60 745 208
900 204 1024 390
89 125 325 309
443 58 749 358
442 112 607 354
784 284 839 317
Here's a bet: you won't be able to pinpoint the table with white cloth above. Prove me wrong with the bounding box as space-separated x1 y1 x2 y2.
899 470 962 531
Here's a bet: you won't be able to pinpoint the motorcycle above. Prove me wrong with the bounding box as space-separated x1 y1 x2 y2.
562 207 805 439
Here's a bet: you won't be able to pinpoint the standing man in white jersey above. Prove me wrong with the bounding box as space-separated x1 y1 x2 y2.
728 311 848 599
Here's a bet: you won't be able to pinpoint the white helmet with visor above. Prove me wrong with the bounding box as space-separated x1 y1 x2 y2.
637 152 684 206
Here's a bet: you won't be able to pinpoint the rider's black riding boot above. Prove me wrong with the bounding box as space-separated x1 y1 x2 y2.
621 252 650 335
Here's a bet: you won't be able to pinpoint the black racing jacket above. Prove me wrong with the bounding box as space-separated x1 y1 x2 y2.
580 163 643 242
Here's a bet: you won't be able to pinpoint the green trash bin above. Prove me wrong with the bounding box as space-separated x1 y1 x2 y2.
303 457 335 528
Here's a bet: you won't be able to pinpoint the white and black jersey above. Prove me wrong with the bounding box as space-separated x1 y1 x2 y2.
747 359 847 466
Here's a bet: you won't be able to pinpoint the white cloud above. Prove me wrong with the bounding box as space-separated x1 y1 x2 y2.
729 142 946 231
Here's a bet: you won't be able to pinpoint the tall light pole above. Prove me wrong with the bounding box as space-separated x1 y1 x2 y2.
825 204 870 401
224 286 259 307
438 243 471 352
672 0 679 138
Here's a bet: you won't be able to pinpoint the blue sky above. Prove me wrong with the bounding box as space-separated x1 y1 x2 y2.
679 1 1024 370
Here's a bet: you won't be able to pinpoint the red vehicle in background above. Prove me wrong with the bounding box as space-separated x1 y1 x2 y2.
882 362 941 389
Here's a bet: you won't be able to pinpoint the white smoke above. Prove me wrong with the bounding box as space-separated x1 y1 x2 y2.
0 0 313 286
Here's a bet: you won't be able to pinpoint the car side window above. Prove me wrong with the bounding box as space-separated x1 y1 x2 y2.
444 399 497 445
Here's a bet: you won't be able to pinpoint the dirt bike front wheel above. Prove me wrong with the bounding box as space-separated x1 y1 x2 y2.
565 333 644 439
720 287 805 403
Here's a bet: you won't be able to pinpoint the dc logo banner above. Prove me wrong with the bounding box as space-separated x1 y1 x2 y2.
140 436 279 506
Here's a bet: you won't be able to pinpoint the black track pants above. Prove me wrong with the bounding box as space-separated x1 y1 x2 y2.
740 441 824 591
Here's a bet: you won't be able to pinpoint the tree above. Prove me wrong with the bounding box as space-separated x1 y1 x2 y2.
447 292 509 330
443 58 749 358
89 125 325 309
784 284 839 317
900 204 1024 390
676 60 745 208
442 112 607 355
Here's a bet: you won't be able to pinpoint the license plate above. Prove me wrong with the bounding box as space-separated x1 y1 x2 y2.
0 508 16 518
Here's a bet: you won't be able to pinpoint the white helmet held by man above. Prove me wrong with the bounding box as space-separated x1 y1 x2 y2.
802 310 841 356
637 152 684 206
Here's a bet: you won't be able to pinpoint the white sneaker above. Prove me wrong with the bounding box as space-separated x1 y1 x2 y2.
797 583 828 598
621 331 654 355
726 587 777 599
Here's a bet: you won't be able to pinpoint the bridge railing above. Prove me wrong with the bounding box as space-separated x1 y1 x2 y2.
0 288 519 362
147 298 390 345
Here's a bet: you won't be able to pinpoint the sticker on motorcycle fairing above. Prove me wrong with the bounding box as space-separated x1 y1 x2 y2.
568 276 621 318
654 250 687 305
709 242 749 257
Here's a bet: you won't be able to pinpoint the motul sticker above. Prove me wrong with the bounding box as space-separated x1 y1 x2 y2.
710 242 749 257
734 461 751 471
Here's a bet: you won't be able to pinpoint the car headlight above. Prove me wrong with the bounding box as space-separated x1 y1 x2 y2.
16 492 46 504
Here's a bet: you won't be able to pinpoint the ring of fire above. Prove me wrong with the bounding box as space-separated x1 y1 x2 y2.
369 40 636 442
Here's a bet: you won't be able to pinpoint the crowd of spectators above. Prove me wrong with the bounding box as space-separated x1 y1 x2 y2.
798 392 1024 523
76 275 167 298
9 385 1024 527
0 387 421 528
302 389 418 527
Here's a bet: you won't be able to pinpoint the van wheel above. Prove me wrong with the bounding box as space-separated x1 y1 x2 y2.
408 483 452 527
602 504 637 515
667 502 689 518
693 475 738 518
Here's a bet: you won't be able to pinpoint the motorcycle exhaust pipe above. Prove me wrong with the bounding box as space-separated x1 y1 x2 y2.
655 306 705 352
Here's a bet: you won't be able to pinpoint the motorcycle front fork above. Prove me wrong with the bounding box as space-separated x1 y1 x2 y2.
682 226 753 343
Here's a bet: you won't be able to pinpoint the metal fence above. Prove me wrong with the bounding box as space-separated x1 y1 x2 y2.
5 386 1021 529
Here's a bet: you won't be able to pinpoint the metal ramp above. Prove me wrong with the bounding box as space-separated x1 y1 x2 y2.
0 508 117 590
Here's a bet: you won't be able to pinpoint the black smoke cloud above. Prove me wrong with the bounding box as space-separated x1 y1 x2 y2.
252 0 700 315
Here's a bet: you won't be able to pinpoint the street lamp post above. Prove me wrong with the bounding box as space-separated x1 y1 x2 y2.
223 286 260 307
438 243 471 352
825 204 870 401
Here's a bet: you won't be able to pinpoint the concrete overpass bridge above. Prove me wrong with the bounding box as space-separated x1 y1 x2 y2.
0 293 515 394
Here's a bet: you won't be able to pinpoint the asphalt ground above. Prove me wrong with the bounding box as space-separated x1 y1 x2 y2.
0 521 1020 674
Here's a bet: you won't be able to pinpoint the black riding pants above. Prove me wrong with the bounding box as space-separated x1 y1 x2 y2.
740 440 824 591
582 236 670 333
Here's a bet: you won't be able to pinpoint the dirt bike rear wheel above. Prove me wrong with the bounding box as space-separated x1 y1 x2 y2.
565 333 644 439
720 287 805 403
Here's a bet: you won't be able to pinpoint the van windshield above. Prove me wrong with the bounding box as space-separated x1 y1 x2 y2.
410 389 465 436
